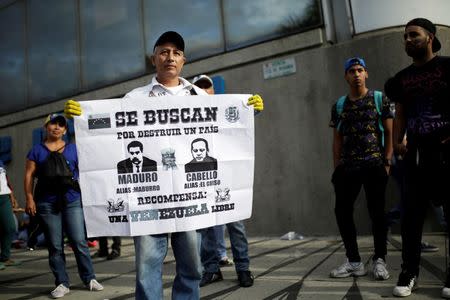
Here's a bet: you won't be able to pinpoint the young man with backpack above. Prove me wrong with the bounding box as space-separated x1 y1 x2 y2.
329 57 393 280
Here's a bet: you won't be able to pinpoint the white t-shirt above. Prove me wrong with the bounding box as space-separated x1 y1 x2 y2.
124 76 207 98
0 166 11 195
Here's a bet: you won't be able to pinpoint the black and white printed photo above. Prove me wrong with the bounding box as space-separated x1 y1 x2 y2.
117 141 157 174
185 138 217 172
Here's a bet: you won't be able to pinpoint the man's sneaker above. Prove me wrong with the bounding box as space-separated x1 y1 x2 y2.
87 279 104 291
330 261 367 278
372 258 390 280
200 270 223 287
393 270 417 297
442 272 450 298
51 284 70 298
237 270 254 287
219 257 234 267
442 287 450 299
107 249 120 260
421 241 439 252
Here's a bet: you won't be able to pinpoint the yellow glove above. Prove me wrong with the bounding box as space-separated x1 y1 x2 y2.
64 99 82 118
247 94 264 112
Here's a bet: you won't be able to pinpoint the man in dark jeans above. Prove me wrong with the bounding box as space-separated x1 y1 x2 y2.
329 57 393 280
192 74 254 288
94 237 121 260
390 18 450 298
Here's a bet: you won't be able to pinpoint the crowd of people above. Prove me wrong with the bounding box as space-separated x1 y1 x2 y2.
329 18 450 298
1 17 448 299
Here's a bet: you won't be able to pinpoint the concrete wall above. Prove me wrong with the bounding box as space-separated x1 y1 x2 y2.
1 26 449 236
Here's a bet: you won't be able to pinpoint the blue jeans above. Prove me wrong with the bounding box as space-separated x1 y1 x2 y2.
37 198 95 287
201 221 250 273
0 194 15 261
214 225 228 259
134 231 202 300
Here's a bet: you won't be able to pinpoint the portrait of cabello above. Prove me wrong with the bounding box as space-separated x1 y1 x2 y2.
184 138 217 173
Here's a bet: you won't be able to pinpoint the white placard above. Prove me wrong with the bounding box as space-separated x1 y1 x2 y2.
74 94 254 237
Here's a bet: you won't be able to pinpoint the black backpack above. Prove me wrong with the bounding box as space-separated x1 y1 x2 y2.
37 144 80 194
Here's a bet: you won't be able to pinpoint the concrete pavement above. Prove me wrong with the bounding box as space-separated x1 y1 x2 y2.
1 234 448 299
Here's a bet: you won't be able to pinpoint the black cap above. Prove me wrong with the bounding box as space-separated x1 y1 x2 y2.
44 113 68 127
406 18 441 52
153 31 185 52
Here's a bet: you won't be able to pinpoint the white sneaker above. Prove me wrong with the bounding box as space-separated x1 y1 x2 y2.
87 279 104 291
51 284 70 298
372 258 390 280
393 271 417 297
442 287 450 298
330 260 367 278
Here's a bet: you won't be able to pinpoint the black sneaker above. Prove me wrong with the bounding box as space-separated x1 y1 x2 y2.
421 241 439 252
200 270 223 287
237 270 254 287
392 270 417 297
107 249 120 260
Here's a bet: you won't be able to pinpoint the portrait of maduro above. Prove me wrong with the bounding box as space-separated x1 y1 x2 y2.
117 140 157 174
185 138 218 173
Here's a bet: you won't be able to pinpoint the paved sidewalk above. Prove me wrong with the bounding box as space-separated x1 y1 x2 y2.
0 234 448 299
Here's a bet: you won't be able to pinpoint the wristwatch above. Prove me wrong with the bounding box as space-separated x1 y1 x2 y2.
384 158 392 166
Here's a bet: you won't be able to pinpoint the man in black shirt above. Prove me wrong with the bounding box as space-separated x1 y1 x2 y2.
390 18 450 298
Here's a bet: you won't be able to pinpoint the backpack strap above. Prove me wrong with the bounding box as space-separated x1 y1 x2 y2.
374 90 385 147
55 144 66 153
43 143 66 153
336 95 347 132
189 87 197 95
374 90 382 115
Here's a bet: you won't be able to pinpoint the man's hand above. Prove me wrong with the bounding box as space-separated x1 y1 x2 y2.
247 94 264 112
10 193 18 209
385 165 391 176
64 99 82 118
26 199 37 216
394 143 407 156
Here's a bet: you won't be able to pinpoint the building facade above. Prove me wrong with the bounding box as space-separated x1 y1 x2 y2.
1 0 449 235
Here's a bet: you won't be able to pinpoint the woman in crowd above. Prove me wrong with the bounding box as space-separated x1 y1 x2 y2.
0 159 21 269
24 113 103 298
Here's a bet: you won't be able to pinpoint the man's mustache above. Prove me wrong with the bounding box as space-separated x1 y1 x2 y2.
132 157 141 164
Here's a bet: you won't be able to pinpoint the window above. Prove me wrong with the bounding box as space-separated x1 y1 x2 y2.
143 0 224 61
223 0 322 50
27 0 79 105
0 2 27 115
0 0 323 115
79 0 146 90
